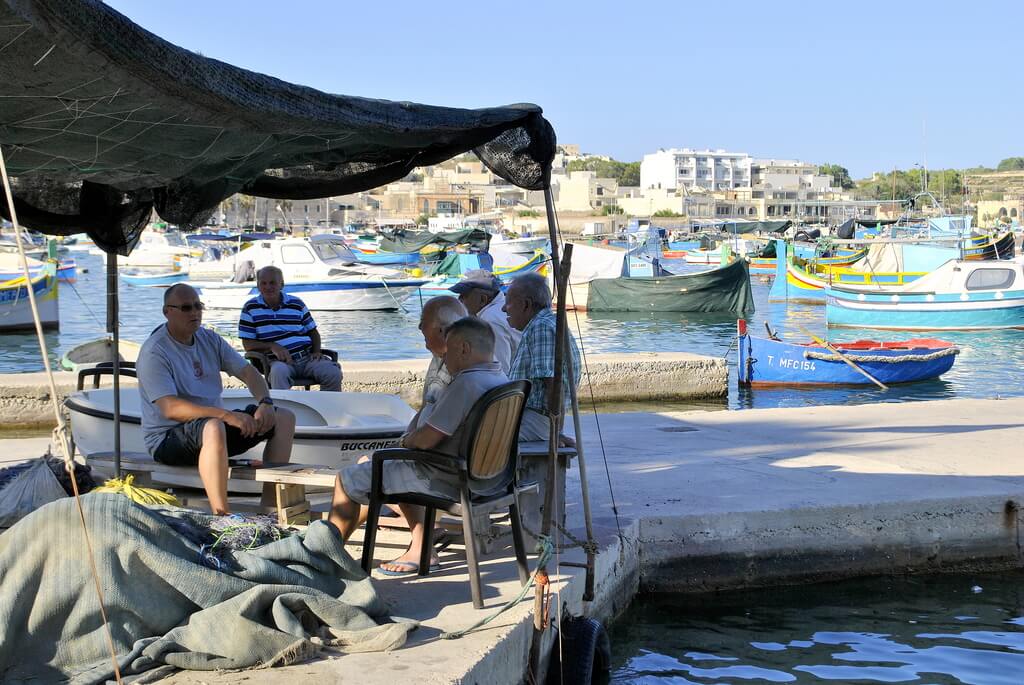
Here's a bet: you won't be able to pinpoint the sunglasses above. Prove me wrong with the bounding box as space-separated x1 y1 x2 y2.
167 302 206 312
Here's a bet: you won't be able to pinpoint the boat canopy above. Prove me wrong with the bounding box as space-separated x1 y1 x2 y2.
0 0 555 255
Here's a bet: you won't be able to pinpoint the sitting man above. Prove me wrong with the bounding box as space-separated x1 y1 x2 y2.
238 265 342 391
415 295 469 415
449 269 521 374
502 272 581 443
137 283 296 514
328 316 508 575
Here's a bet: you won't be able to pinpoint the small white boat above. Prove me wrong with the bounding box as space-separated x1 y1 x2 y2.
66 388 415 468
93 230 198 268
59 338 143 372
121 270 189 286
190 235 427 311
0 268 59 332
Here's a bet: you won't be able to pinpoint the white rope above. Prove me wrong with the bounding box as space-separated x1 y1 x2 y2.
0 145 124 685
804 347 960 364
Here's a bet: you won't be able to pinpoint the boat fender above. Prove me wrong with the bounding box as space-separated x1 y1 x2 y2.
550 614 611 685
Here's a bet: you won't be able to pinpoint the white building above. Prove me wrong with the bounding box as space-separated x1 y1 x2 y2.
751 159 834 192
640 148 752 192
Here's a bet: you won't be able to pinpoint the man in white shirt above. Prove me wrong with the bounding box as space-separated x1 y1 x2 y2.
450 269 521 374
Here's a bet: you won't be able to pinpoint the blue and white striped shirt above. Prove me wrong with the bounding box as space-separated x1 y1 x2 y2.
238 293 317 354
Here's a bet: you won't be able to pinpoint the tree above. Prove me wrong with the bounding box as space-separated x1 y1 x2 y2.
996 157 1024 171
818 163 855 190
565 158 640 186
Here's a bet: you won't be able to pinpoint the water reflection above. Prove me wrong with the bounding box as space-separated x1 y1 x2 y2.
2 254 1024 413
609 571 1024 684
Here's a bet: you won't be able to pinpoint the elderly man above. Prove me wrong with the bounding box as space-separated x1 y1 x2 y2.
137 283 296 514
449 269 521 373
502 272 581 442
328 317 508 575
415 295 468 413
238 265 342 391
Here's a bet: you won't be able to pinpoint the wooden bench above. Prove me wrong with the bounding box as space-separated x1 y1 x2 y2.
86 452 336 526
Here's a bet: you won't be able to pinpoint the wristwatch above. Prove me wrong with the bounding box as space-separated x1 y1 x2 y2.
258 397 274 407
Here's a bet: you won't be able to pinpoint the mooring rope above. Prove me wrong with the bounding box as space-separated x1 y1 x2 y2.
804 347 960 363
439 536 554 640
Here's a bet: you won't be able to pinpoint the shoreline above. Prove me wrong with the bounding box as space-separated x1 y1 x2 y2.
0 351 727 429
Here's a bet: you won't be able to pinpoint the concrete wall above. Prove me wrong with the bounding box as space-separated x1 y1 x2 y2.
0 352 728 430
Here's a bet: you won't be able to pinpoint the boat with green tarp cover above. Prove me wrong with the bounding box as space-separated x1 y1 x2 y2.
586 258 754 312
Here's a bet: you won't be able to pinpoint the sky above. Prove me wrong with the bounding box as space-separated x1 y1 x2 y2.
106 0 1022 179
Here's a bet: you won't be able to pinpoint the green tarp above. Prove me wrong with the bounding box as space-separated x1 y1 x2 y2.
586 258 754 313
718 220 792 235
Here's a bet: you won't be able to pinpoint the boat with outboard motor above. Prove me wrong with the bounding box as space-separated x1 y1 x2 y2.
189 235 428 311
736 319 959 386
65 386 416 468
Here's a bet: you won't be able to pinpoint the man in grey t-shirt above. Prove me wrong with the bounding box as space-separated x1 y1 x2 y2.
136 284 296 514
329 316 510 575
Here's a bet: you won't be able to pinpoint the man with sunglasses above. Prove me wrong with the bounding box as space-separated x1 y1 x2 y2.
136 283 296 514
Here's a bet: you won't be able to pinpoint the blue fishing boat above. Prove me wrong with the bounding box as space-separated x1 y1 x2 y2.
825 259 1024 330
121 270 189 286
736 320 960 386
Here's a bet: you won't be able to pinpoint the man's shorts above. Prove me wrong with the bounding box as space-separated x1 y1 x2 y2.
339 459 461 506
152 405 275 466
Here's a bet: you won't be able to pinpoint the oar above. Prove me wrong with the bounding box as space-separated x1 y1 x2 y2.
796 324 889 391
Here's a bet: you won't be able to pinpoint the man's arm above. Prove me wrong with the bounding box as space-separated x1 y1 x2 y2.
236 364 277 434
401 423 447 451
154 396 259 438
240 337 293 365
308 327 323 360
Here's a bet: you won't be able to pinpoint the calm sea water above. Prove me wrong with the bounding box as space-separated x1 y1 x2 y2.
608 571 1024 685
3 252 1023 410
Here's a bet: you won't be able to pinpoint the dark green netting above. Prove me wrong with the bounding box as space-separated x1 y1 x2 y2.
378 229 490 254
0 0 555 254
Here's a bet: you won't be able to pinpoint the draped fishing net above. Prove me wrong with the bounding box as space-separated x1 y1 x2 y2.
0 0 556 254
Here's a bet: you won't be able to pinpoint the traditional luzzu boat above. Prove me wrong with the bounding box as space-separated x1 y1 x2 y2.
0 265 59 332
736 319 959 386
65 387 416 469
825 258 1024 330
417 249 547 297
962 230 1016 261
768 239 958 303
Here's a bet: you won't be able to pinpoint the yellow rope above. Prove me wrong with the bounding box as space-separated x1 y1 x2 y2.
93 475 181 506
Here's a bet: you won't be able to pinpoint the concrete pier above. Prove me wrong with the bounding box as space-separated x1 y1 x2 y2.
2 397 1022 683
0 351 726 429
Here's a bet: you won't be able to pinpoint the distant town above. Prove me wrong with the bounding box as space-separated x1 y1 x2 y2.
214 145 1024 236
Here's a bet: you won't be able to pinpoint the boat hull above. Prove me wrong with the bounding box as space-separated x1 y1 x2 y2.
66 388 414 468
825 289 1024 330
195 279 428 311
0 272 59 332
737 333 958 385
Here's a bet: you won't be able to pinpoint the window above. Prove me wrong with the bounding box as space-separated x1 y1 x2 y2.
965 268 1015 291
596 186 604 196
281 245 315 264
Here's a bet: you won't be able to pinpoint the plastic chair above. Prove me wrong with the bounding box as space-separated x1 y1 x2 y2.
244 348 340 390
360 379 532 609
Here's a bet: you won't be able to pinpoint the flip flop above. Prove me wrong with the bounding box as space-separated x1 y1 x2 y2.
375 560 441 577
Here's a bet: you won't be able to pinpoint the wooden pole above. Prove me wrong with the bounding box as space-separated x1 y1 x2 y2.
796 324 888 390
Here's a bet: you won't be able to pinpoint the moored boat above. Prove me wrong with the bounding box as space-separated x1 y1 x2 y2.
736 319 959 386
825 258 1024 330
59 338 144 372
65 387 415 468
0 268 58 332
586 257 754 313
121 270 189 286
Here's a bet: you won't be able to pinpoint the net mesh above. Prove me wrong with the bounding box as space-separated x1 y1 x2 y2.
0 0 555 254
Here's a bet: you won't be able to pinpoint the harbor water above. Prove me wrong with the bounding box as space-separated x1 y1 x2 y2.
2 252 1023 411
608 571 1024 684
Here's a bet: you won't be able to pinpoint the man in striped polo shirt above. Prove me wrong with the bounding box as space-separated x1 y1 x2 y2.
238 266 342 391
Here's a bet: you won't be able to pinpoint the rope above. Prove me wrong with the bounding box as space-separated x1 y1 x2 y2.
92 475 180 506
0 145 124 685
439 535 554 640
804 347 960 363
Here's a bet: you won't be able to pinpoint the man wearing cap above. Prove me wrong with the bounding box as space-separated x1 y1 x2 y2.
450 269 521 374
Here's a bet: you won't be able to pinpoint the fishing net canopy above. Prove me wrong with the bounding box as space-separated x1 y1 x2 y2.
0 0 556 254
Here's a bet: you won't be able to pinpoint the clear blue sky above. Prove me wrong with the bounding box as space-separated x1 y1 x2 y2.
108 0 1021 179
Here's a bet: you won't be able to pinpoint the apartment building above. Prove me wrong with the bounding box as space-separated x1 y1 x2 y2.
640 148 752 192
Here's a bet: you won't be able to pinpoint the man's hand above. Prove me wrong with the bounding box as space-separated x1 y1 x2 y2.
309 350 323 362
253 403 277 434
221 409 257 438
271 343 292 365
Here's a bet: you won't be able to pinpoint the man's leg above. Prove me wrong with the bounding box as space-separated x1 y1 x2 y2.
198 418 230 515
307 357 342 392
379 503 438 573
268 360 294 390
261 407 295 506
328 474 366 540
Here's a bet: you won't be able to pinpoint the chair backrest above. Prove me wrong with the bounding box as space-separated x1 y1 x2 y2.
457 379 530 494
